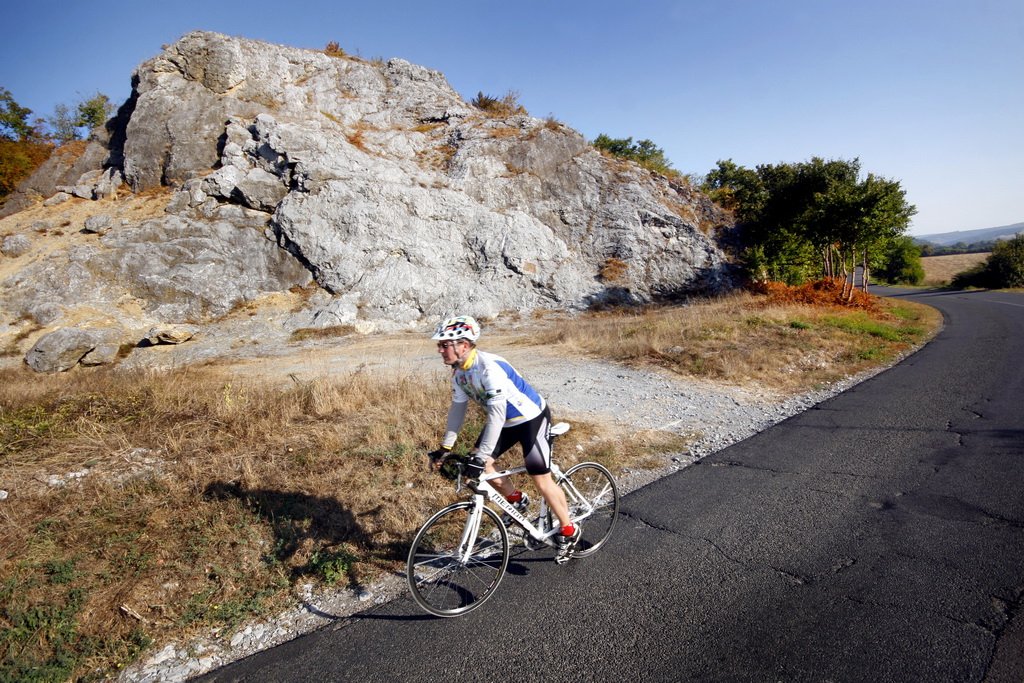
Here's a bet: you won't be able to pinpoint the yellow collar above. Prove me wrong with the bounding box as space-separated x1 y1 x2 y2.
459 348 478 371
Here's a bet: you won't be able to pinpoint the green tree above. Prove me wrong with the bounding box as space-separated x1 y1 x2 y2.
593 134 673 175
851 173 916 291
985 234 1024 288
77 92 114 130
703 156 916 289
703 159 766 223
950 236 1024 290
786 157 862 282
876 235 925 284
1 87 36 140
48 102 79 143
47 92 116 142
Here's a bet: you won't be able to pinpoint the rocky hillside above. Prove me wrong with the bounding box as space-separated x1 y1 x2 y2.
0 31 735 372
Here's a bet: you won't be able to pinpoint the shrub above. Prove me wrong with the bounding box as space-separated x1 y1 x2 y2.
749 278 879 311
985 234 1024 288
470 90 527 117
0 138 53 199
592 134 673 176
324 41 346 58
951 234 1024 289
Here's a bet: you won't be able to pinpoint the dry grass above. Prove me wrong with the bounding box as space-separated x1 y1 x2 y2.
526 281 939 393
289 325 356 342
323 41 346 58
920 253 989 286
0 285 942 679
0 365 654 680
470 91 527 118
0 367 453 678
346 127 368 152
598 257 629 283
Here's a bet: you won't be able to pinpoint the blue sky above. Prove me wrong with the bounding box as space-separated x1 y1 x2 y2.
2 0 1021 235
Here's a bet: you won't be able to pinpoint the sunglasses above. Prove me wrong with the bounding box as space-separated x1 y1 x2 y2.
437 341 461 350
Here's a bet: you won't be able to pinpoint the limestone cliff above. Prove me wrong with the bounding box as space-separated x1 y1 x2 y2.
0 31 735 370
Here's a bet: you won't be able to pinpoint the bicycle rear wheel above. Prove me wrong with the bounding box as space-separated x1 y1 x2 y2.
407 501 509 617
559 462 619 557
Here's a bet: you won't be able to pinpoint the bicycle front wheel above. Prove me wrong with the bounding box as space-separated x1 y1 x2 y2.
560 462 619 557
407 501 509 617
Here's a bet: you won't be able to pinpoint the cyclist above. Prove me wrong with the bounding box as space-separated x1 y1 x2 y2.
427 315 581 562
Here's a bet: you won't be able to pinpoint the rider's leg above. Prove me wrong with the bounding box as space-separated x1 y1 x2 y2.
531 471 572 529
483 458 516 498
517 407 572 528
476 430 519 499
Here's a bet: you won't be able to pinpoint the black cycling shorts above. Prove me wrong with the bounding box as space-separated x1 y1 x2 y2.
476 405 553 475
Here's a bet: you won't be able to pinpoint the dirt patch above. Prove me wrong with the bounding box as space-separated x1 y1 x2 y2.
0 191 172 282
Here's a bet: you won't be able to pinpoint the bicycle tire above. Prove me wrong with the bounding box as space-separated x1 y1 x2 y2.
407 501 509 617
559 462 619 557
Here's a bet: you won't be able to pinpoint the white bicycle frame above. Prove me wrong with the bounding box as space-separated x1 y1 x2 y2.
455 461 595 560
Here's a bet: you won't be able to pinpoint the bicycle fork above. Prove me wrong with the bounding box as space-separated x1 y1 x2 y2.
458 495 486 564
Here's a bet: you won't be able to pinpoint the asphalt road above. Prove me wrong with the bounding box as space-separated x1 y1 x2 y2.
198 287 1023 683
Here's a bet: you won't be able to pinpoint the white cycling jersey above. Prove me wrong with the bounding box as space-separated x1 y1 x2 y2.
441 349 546 457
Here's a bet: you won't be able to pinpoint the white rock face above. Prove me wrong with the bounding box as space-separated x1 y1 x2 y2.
121 32 734 321
3 30 737 361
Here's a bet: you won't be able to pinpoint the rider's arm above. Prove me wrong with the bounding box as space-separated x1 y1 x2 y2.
441 398 468 450
474 357 510 458
475 399 506 458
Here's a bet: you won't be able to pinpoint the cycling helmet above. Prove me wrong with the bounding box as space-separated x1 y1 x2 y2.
432 315 481 343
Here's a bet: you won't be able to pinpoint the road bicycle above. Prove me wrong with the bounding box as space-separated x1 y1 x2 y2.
406 422 619 617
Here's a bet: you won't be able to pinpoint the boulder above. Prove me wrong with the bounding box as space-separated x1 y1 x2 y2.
1 234 31 257
145 325 199 345
43 192 71 207
24 328 98 373
83 214 113 235
80 327 130 365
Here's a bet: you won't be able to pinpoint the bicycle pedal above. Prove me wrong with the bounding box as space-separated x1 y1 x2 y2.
554 553 572 565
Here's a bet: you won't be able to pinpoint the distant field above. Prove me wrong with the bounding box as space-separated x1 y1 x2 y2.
920 252 989 286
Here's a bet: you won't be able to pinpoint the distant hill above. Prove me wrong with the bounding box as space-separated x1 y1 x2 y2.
914 222 1024 247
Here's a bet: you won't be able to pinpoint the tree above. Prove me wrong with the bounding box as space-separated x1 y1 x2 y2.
593 134 673 176
47 92 116 142
786 157 862 285
950 236 1024 289
77 92 114 130
0 138 51 195
0 87 52 200
876 235 925 285
48 102 79 143
1 87 36 140
702 156 916 290
850 173 916 292
703 159 766 223
985 234 1024 288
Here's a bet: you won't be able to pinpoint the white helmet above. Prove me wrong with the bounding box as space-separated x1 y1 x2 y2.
432 315 481 342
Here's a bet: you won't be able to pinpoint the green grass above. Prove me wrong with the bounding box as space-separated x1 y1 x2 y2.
821 313 915 342
0 564 153 683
